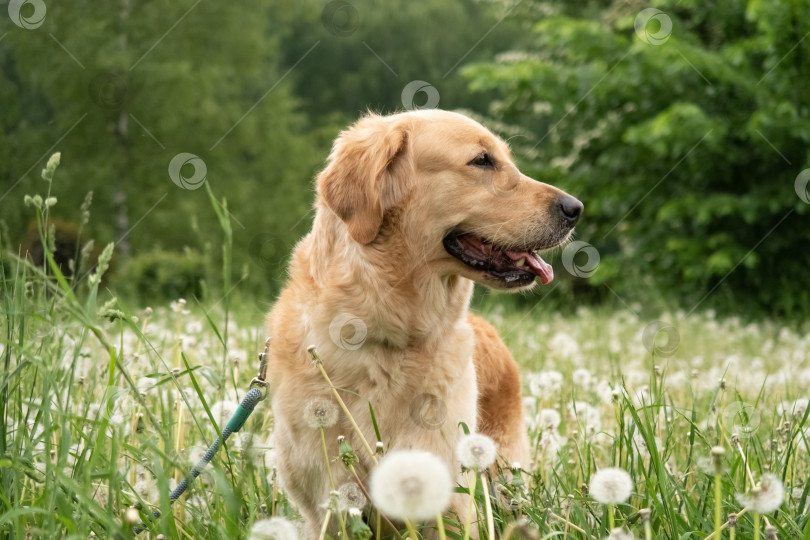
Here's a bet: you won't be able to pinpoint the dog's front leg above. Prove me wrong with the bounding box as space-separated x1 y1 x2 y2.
274 422 333 538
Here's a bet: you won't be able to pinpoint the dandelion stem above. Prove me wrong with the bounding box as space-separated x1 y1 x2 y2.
435 513 447 540
173 398 186 522
714 473 722 534
129 404 140 486
462 470 477 540
376 510 381 540
733 439 775 531
608 503 615 530
701 509 748 539
563 496 572 538
502 523 515 540
339 508 349 540
347 464 404 540
480 471 495 540
271 469 278 515
753 512 761 540
309 347 378 464
320 427 335 490
547 512 587 535
719 384 726 447
405 519 420 539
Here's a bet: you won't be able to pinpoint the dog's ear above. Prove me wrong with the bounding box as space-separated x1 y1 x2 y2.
318 114 409 245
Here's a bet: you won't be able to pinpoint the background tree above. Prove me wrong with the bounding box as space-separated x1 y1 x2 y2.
464 0 810 316
2 0 808 317
1 0 326 297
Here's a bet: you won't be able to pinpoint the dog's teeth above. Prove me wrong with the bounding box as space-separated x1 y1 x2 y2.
515 257 526 267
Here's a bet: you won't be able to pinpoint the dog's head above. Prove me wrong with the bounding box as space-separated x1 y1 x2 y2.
316 110 583 291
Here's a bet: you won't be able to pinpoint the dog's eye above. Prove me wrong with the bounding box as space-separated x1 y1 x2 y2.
469 153 494 169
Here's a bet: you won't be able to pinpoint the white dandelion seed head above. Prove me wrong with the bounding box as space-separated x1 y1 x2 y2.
596 380 616 406
132 479 158 503
538 409 562 431
456 433 497 470
538 431 563 462
736 473 784 513
632 433 661 459
572 368 593 389
337 482 367 512
136 377 157 394
249 517 298 540
569 402 602 438
187 444 208 465
548 332 579 359
124 506 140 524
696 457 716 475
589 467 634 505
528 370 564 398
370 450 453 521
211 400 239 426
86 402 101 420
264 447 278 469
303 398 339 429
778 398 808 419
239 432 265 464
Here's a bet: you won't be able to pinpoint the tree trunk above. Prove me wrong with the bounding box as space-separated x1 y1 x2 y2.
114 0 131 258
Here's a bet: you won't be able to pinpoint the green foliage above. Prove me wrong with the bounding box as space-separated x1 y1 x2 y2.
1 0 329 302
3 0 810 318
278 0 520 118
2 258 808 537
2 2 810 537
115 249 206 302
464 0 810 317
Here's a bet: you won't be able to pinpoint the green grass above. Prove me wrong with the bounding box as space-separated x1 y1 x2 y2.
3 262 809 539
1 156 808 539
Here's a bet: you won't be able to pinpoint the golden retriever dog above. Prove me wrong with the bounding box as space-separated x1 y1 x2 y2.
265 109 582 537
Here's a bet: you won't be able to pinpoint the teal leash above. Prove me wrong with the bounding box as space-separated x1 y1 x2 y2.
134 339 271 535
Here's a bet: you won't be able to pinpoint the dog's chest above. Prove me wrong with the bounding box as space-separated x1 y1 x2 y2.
333 343 479 459
328 337 470 395
299 316 476 421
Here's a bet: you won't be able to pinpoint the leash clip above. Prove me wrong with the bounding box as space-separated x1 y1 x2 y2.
249 337 271 400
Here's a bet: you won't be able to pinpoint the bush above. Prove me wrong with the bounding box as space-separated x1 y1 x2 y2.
463 0 810 317
115 249 206 302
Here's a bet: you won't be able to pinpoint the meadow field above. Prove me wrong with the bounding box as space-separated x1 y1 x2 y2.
2 242 808 539
4 1 810 538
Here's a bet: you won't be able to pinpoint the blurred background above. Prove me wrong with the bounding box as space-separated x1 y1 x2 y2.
2 0 809 318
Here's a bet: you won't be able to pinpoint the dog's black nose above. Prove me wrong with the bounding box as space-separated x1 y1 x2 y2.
558 195 583 224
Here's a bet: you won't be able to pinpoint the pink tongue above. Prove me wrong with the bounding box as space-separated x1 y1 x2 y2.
505 251 554 285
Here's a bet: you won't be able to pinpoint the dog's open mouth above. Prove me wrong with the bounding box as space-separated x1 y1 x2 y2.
443 231 553 287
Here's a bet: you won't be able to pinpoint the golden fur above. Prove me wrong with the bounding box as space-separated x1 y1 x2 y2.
265 110 580 537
